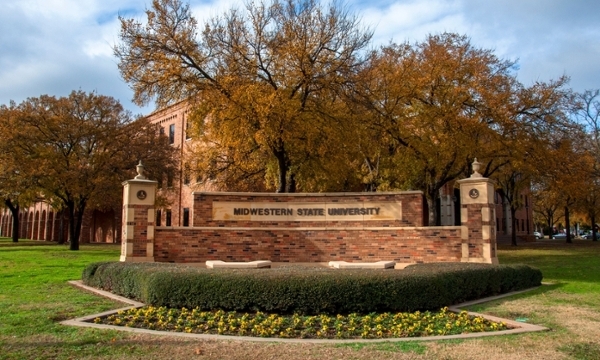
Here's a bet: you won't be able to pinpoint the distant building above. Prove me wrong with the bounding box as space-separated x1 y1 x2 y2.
0 201 119 243
144 100 214 228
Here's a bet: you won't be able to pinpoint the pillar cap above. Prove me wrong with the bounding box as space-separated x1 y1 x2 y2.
471 158 483 178
135 161 146 180
123 161 158 185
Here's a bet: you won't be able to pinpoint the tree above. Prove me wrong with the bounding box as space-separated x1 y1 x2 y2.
532 182 563 236
530 133 588 243
495 168 531 246
351 34 522 224
0 103 41 242
115 0 372 193
574 89 600 241
493 78 577 244
4 91 178 250
351 34 577 225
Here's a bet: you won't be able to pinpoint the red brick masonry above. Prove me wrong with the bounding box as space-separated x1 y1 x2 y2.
153 192 464 263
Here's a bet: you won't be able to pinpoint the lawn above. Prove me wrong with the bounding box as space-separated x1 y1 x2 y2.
1 237 600 359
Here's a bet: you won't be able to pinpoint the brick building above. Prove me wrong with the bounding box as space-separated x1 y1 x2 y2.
0 202 119 243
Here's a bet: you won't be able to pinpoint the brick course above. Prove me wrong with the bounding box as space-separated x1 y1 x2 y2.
149 191 464 263
154 227 461 263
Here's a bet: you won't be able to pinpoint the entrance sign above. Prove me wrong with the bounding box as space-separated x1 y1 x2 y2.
212 201 402 221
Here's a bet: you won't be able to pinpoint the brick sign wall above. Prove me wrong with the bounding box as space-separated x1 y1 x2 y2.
192 192 426 228
153 191 465 264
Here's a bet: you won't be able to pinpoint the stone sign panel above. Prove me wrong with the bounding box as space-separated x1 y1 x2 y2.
212 201 402 221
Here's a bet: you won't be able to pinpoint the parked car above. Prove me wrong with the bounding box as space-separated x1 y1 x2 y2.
581 233 595 240
552 233 567 240
534 231 542 239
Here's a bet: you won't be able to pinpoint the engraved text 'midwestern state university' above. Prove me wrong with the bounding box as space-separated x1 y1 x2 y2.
233 207 381 216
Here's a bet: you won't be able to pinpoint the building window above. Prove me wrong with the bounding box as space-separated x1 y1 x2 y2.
156 210 161 226
167 173 173 188
183 165 190 185
183 208 190 227
159 126 165 136
186 121 191 140
496 217 500 231
169 124 175 144
166 210 172 227
157 174 163 190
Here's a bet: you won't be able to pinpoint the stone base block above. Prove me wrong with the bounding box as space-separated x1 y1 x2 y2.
120 256 155 263
205 260 272 269
460 257 499 265
328 261 396 269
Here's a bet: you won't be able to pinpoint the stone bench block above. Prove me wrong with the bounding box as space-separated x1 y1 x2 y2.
205 260 272 269
328 260 396 269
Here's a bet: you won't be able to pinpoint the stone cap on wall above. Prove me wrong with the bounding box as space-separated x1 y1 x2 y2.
192 191 424 197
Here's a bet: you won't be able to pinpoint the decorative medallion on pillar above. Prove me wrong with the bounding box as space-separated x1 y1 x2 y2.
456 158 499 264
120 161 158 262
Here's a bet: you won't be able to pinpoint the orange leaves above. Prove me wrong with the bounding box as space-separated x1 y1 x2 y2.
116 0 372 192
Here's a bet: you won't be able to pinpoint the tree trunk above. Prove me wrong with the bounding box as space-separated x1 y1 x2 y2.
426 188 439 226
510 206 517 246
5 199 19 242
71 209 84 251
67 200 85 251
592 213 597 241
565 206 572 243
286 173 297 193
275 148 289 193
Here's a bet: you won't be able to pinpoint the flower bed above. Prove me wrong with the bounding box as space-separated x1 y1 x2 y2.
92 306 509 339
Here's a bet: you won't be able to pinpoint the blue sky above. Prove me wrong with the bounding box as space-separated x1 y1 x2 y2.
1 0 599 116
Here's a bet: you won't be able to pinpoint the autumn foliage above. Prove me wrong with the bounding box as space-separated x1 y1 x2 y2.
0 91 177 249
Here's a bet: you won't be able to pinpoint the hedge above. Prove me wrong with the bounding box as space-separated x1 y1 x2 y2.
82 262 542 314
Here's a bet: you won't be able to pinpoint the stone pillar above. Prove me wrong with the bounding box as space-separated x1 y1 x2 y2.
120 161 158 262
456 158 499 264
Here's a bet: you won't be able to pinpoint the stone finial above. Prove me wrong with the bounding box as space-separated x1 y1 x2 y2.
135 160 147 180
471 158 483 178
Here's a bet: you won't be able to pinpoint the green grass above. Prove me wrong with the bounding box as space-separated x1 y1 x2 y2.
1 237 600 359
0 239 134 359
559 342 600 360
499 242 600 291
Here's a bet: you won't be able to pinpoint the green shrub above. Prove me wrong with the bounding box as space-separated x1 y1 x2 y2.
82 262 542 314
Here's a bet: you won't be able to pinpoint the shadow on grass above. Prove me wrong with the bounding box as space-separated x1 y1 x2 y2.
462 283 563 313
335 341 427 354
558 342 600 360
0 337 151 359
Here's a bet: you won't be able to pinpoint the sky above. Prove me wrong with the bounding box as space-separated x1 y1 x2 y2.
1 0 599 116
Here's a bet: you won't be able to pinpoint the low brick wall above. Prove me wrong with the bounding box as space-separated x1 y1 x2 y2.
151 191 464 264
154 226 462 263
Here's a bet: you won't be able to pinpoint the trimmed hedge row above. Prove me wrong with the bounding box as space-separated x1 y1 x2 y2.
82 262 542 314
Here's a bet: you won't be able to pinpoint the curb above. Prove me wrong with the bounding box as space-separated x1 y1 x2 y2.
61 281 548 343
